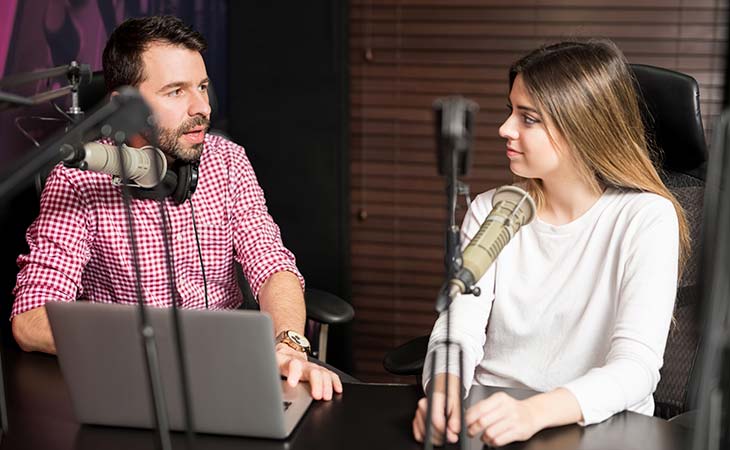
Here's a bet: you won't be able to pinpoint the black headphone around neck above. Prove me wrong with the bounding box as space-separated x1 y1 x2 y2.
128 160 199 204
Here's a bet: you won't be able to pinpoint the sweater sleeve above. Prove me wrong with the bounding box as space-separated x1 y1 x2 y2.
561 198 679 425
422 190 497 394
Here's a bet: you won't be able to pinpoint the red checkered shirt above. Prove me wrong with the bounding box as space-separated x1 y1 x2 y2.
11 134 304 318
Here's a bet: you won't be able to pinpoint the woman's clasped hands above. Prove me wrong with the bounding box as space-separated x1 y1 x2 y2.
413 374 543 447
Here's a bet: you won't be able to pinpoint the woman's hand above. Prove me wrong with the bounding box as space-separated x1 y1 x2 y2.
412 373 463 445
465 391 541 447
465 388 583 447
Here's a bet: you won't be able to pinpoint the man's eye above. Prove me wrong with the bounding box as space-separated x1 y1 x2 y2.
199 84 209 92
168 89 183 97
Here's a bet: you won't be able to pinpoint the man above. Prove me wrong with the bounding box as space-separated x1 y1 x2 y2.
10 15 342 401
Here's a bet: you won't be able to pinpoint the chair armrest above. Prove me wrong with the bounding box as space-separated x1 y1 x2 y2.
667 410 696 430
304 288 354 325
382 335 429 376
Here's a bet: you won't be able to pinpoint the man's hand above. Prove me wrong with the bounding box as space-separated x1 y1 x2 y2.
275 343 343 401
12 306 57 354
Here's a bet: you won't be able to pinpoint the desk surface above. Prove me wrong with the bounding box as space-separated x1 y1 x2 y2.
0 345 691 450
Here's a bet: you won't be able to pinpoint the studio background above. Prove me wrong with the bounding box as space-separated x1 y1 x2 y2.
0 0 728 382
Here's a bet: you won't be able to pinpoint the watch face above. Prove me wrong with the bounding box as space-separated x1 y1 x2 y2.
287 330 310 348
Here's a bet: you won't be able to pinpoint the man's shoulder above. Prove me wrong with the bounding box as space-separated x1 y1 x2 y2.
202 133 252 169
48 162 115 190
204 132 244 155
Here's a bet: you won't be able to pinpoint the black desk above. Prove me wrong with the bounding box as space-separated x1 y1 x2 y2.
0 345 691 450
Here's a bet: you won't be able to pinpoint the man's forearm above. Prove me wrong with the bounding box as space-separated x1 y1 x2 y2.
257 271 306 336
12 306 57 354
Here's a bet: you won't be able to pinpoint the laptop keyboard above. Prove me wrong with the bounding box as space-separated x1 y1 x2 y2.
283 401 292 411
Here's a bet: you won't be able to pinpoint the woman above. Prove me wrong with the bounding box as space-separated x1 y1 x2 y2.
413 39 689 447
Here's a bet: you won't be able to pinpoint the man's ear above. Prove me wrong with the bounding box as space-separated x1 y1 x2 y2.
109 90 120 99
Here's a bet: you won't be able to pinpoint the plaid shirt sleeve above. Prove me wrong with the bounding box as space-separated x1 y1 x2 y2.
229 144 304 297
11 165 92 318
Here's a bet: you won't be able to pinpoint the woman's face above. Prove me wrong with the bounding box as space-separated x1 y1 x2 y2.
499 74 572 181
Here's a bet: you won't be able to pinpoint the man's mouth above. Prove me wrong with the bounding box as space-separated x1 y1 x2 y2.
182 126 206 144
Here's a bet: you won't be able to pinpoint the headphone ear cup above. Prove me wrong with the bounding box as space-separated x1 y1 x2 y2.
172 162 198 204
125 162 198 204
172 164 189 204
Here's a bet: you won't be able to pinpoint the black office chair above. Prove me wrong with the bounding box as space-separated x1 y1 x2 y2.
632 64 707 420
79 72 356 367
383 64 708 421
234 264 354 364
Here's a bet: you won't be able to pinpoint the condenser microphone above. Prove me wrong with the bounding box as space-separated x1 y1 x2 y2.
448 185 536 300
80 142 167 188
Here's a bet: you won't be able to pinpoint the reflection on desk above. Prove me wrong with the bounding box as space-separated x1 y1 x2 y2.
0 344 690 450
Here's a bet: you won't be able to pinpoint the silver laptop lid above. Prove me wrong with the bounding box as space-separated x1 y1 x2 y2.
46 301 312 438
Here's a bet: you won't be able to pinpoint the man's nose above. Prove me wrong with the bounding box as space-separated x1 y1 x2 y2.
189 90 211 119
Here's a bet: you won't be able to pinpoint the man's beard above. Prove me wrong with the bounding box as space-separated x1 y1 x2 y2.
149 115 210 163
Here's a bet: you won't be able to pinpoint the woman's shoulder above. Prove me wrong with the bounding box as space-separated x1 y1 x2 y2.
469 187 501 220
609 188 675 214
472 187 498 207
606 188 678 230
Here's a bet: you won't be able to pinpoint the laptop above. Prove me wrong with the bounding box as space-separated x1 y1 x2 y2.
45 301 313 438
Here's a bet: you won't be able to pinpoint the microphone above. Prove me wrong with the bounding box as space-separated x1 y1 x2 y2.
79 143 167 189
448 185 536 300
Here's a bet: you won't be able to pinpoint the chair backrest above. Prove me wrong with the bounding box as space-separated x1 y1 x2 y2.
631 64 707 419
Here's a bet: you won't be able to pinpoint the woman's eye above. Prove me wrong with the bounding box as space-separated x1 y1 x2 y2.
523 115 539 125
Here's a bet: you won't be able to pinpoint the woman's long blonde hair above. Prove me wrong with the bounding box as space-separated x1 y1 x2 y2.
509 39 690 272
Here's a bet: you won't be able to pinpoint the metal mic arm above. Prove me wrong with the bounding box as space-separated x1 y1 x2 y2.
66 61 91 122
0 87 150 202
0 61 92 112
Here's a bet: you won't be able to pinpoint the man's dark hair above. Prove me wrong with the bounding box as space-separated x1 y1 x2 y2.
102 15 207 92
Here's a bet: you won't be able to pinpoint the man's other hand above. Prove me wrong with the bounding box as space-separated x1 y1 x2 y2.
12 306 56 354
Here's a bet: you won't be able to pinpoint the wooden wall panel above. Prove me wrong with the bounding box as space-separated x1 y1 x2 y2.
349 0 728 382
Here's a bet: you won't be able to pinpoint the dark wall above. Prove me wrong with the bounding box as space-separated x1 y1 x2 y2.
228 2 351 371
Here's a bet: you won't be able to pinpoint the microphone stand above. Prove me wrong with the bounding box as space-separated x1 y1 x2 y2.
424 97 478 450
424 151 469 450
0 63 91 444
146 138 197 446
64 95 196 448
0 88 178 450
109 125 173 450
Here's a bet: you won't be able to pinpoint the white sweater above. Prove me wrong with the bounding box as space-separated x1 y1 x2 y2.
423 187 679 425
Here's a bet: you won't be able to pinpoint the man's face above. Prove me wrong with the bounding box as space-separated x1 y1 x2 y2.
136 42 211 162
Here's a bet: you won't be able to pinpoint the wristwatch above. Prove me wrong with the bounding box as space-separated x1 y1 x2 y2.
275 330 311 354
